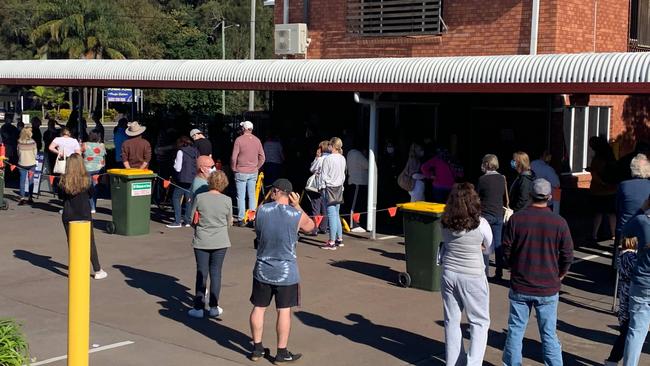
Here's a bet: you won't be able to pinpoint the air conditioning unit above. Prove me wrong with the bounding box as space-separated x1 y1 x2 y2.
274 23 308 55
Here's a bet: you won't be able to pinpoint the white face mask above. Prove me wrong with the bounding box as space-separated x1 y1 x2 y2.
209 167 217 173
386 147 395 154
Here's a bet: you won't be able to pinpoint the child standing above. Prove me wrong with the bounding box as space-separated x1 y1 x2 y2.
59 153 107 279
605 236 638 365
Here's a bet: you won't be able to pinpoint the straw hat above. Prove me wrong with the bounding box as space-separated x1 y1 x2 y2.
126 121 146 136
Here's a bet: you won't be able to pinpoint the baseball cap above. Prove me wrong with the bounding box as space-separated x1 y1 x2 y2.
189 128 202 137
272 178 293 193
240 121 254 130
531 178 552 199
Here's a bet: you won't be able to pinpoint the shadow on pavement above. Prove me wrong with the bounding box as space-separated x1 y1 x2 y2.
13 249 68 277
113 264 252 358
367 247 405 261
295 311 444 365
329 260 399 284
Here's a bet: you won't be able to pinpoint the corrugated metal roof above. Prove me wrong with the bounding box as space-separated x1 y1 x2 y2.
0 52 649 93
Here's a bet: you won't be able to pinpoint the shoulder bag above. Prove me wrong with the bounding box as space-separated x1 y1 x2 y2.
503 175 513 223
326 185 344 206
53 154 67 174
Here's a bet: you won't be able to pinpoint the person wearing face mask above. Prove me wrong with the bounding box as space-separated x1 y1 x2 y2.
477 154 508 279
509 151 536 212
191 155 216 198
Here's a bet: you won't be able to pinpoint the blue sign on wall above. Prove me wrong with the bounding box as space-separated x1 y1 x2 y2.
106 88 133 102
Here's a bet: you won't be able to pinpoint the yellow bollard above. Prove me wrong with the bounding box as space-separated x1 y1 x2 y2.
68 221 90 366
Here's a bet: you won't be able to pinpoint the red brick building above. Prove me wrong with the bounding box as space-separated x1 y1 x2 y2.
271 0 649 189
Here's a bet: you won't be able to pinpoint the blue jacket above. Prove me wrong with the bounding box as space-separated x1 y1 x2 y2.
625 210 650 289
616 178 650 234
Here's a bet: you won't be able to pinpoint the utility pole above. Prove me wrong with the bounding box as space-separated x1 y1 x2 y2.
249 0 256 111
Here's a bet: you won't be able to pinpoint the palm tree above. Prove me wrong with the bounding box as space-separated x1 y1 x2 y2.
30 0 139 60
29 86 65 119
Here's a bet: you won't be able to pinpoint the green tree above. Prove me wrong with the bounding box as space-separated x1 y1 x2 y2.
29 86 66 118
30 0 139 59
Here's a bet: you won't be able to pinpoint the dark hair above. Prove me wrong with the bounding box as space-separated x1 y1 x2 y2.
176 136 192 148
441 183 481 232
88 131 101 143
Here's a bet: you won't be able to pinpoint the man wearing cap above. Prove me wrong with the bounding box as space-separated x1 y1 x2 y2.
231 121 265 225
502 178 574 366
249 178 314 364
190 128 212 157
121 121 151 169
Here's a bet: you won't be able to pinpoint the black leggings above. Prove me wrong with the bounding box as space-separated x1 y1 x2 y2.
607 319 630 362
63 221 101 272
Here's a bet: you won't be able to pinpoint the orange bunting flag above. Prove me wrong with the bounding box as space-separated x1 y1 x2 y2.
352 212 361 223
314 215 324 227
163 179 171 189
388 207 398 217
48 175 55 185
9 164 15 172
92 175 99 184
28 171 34 179
247 210 256 221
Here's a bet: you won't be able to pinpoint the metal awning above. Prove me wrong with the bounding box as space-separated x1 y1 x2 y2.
0 52 649 94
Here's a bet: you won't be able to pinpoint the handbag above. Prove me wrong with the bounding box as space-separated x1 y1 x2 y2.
305 174 319 193
397 167 415 192
325 185 344 206
503 175 513 223
53 155 67 174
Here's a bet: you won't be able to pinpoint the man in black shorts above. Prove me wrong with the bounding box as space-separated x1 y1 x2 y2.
249 179 315 364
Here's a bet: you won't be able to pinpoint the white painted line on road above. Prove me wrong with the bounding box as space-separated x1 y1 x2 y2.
573 251 610 263
29 341 134 365
377 235 400 240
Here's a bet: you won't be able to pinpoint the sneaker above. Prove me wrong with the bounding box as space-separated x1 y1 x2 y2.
320 242 337 250
59 209 63 214
93 270 108 280
250 347 268 362
184 223 192 228
187 308 204 318
208 306 223 317
274 351 302 364
91 209 96 214
335 239 344 247
166 223 183 228
351 226 366 233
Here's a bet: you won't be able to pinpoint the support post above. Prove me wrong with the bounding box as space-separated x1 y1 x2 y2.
249 0 256 111
68 221 91 366
530 0 540 55
222 20 226 116
367 99 378 240
100 89 104 126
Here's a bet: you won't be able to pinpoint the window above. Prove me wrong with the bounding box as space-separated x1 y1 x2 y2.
562 106 611 174
347 0 443 36
630 0 650 48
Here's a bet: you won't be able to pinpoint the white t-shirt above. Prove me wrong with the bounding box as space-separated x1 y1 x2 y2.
52 136 81 157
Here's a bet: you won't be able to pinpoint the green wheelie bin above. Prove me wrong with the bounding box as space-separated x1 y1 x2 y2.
397 202 445 291
107 169 156 236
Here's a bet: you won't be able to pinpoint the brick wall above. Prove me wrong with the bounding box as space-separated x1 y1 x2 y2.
275 0 630 58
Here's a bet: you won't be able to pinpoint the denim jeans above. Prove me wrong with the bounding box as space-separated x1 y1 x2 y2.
307 190 328 232
503 290 562 366
442 270 490 366
193 248 228 310
172 182 192 225
482 213 504 277
623 284 650 366
326 203 342 242
87 169 101 211
18 165 35 198
235 172 258 221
